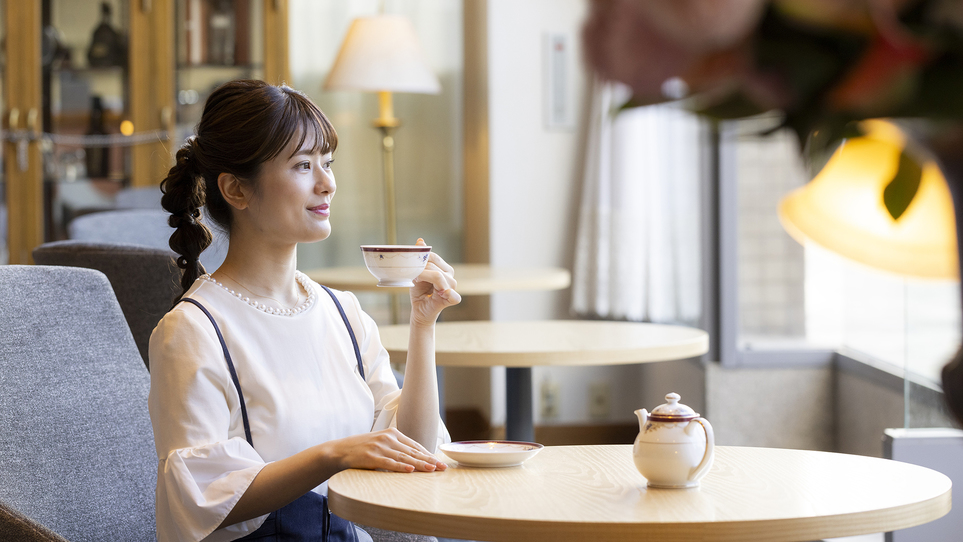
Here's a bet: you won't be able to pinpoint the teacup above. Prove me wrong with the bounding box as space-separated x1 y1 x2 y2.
361 245 432 287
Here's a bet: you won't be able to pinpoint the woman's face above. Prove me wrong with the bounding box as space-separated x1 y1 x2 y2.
243 129 336 246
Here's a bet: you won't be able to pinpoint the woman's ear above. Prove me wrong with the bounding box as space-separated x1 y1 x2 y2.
218 172 249 211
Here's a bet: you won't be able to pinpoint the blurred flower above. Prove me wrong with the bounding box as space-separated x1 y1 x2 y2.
583 0 953 127
825 34 930 115
583 0 963 205
583 0 765 103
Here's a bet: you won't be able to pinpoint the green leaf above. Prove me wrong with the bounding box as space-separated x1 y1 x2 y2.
883 150 923 220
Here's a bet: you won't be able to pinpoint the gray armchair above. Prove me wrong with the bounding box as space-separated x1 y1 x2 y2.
360 525 439 542
33 240 181 369
0 265 156 541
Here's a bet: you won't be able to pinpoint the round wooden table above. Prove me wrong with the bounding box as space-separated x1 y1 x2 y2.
303 263 571 295
378 321 709 441
328 445 952 542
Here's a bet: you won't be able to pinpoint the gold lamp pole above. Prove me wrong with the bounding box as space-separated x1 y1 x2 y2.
375 91 401 246
324 14 441 323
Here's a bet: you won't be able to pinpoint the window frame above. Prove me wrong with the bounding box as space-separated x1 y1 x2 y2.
706 118 950 391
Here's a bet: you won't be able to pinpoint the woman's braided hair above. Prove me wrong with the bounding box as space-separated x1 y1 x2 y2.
160 79 338 301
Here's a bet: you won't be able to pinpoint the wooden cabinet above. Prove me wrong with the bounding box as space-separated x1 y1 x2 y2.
1 0 288 264
3 1 44 265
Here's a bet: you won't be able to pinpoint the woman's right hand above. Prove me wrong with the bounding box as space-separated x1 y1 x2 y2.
321 428 448 473
219 428 445 528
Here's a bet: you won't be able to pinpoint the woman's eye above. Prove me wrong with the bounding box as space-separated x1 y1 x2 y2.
323 159 334 169
296 161 311 171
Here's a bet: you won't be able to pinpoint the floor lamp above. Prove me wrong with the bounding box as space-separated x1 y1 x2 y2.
324 14 440 323
324 14 440 248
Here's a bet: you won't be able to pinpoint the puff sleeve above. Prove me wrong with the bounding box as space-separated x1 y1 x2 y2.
148 307 269 542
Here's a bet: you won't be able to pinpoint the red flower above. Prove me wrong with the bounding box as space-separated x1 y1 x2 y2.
826 34 930 114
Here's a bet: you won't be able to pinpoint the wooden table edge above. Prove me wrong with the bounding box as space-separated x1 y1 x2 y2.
385 339 709 367
330 482 951 542
302 265 572 295
379 322 710 367
328 444 953 542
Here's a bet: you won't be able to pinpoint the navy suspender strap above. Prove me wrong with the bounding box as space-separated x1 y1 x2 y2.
319 285 365 380
176 297 254 447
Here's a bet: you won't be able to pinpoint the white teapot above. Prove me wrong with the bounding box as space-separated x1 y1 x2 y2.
633 392 714 488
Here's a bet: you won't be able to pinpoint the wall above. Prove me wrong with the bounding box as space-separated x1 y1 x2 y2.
702 354 959 457
486 0 585 323
465 0 668 428
706 363 835 451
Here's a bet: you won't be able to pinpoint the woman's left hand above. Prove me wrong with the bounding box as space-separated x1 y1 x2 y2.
410 238 461 327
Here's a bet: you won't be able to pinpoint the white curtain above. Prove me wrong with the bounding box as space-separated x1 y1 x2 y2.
572 80 704 324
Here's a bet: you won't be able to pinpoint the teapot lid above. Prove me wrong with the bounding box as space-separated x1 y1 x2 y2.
649 393 699 422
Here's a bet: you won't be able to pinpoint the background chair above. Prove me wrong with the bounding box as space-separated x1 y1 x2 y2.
67 208 228 272
0 265 156 541
33 240 181 369
115 186 163 210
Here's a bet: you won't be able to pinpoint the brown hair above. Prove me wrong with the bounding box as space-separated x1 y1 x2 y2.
160 79 338 301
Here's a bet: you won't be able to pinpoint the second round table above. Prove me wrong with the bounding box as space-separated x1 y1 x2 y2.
377 320 709 441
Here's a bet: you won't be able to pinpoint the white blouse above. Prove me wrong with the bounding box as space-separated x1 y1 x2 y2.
148 272 449 542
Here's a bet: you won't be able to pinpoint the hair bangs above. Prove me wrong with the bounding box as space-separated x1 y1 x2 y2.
257 87 338 165
282 89 338 160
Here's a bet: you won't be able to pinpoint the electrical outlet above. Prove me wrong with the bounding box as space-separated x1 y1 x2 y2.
540 378 560 420
589 381 611 419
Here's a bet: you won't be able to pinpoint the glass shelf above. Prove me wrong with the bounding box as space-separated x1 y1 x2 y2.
50 65 126 75
176 62 263 70
42 0 132 241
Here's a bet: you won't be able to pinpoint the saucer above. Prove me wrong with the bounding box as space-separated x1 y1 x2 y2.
439 440 543 467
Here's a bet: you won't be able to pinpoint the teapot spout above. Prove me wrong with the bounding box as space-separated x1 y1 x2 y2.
634 409 648 432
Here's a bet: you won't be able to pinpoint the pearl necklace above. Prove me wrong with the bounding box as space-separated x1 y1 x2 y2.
199 271 316 316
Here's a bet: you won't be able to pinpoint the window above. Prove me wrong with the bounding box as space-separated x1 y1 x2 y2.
722 115 961 387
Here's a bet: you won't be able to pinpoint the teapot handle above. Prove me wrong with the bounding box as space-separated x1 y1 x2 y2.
687 417 715 482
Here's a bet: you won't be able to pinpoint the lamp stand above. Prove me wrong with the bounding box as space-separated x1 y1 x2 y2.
374 90 403 324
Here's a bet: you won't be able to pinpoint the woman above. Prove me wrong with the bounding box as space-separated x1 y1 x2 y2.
148 79 459 542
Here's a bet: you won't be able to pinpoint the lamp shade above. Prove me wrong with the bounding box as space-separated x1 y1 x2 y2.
324 15 441 94
778 120 959 279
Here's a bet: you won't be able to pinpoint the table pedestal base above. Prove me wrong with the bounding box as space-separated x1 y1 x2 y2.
506 367 533 442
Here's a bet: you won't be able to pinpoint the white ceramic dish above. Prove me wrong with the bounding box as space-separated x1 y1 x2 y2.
360 245 431 287
439 440 544 468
